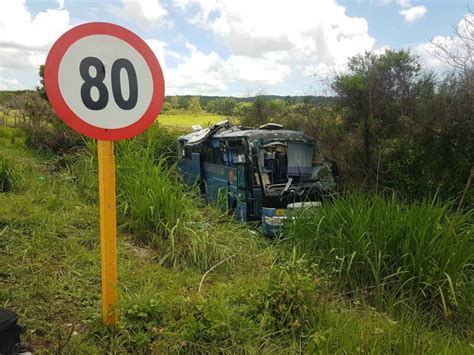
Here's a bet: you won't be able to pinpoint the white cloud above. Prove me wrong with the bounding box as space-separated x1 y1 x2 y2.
172 0 375 93
399 5 427 23
0 78 22 90
413 42 444 69
384 0 427 23
0 1 72 89
108 0 168 29
0 2 71 51
149 39 292 95
0 1 71 61
395 0 411 8
414 12 473 70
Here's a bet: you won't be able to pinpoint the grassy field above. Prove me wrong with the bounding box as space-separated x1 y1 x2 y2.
0 125 472 353
0 110 17 126
0 110 225 131
157 111 227 130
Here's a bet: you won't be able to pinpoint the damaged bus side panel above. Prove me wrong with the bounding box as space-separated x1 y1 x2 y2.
177 121 335 236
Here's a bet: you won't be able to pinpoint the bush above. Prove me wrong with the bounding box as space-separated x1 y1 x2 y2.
22 123 84 155
254 252 324 335
0 156 14 192
283 193 474 322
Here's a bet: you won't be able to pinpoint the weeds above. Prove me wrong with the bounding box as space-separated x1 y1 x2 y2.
116 136 190 240
0 156 14 192
284 192 474 324
255 251 325 335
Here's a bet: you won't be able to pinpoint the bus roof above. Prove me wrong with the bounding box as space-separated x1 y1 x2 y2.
178 125 313 145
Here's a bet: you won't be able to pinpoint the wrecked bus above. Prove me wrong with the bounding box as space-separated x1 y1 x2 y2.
177 121 335 236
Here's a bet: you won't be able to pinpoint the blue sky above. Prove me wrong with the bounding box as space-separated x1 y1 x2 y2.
0 0 472 96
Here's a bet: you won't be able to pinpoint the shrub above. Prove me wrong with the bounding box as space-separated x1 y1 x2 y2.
247 251 326 336
22 123 84 155
180 298 233 344
283 193 474 322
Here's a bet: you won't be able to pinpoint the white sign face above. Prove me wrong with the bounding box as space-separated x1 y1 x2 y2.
58 35 153 129
45 22 165 141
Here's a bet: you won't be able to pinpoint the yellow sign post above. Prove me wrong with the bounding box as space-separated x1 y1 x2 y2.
98 140 117 326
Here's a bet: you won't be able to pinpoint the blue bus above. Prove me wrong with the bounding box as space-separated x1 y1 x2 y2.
177 121 336 236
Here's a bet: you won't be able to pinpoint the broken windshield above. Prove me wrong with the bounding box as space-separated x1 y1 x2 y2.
287 142 313 176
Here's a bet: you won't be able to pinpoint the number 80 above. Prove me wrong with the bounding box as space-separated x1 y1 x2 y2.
80 56 138 111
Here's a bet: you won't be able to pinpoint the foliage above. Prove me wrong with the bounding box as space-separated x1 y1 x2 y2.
1 88 84 155
284 192 474 323
253 252 325 335
206 97 237 116
0 125 23 145
37 65 47 101
232 101 254 123
332 50 424 180
188 96 202 114
6 66 86 155
115 132 191 242
329 49 473 205
22 122 85 155
0 156 14 192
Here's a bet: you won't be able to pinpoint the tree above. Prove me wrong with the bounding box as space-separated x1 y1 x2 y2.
332 50 423 181
189 96 202 114
37 65 48 101
206 97 237 116
232 102 253 124
252 95 270 126
7 91 53 126
169 96 180 110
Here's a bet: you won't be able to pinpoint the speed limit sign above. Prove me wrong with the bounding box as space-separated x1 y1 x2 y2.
45 22 165 140
44 22 165 327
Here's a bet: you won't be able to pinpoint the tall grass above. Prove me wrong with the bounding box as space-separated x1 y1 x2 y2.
114 125 263 272
0 125 23 145
116 138 189 239
283 193 473 321
0 156 14 192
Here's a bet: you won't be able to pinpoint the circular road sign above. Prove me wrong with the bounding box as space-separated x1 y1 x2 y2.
45 22 165 141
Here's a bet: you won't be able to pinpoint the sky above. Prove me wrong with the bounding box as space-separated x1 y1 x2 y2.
0 0 472 96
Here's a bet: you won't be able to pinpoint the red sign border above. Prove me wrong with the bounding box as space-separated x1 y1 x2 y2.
45 22 165 141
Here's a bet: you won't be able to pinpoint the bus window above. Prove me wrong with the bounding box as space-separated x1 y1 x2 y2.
228 140 246 164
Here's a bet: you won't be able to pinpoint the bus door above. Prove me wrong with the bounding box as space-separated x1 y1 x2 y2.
236 164 247 221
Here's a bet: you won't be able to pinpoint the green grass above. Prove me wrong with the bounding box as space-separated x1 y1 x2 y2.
157 111 226 129
0 125 472 353
283 192 474 324
0 124 23 141
0 110 18 126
